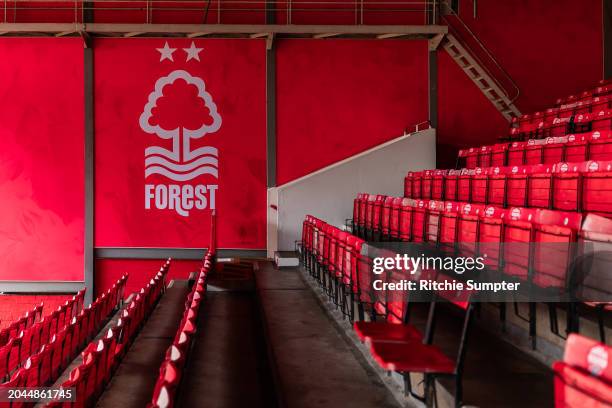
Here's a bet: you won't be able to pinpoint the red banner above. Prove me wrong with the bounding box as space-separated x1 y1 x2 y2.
94 39 267 249
0 38 84 281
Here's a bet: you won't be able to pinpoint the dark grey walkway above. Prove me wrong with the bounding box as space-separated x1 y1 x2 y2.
96 282 191 408
256 263 402 408
178 262 277 408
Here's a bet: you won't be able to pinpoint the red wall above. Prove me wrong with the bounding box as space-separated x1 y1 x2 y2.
0 295 72 329
436 50 509 167
94 39 267 249
455 0 603 113
276 39 429 185
0 38 84 282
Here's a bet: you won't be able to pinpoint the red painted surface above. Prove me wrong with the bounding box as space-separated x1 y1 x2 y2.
454 0 603 113
94 39 267 249
0 295 72 329
94 259 202 297
436 50 509 167
0 38 84 282
276 39 429 184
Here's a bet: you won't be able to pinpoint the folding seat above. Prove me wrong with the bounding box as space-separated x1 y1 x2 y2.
563 133 589 163
470 167 488 204
410 200 427 243
502 207 537 282
457 203 485 259
350 195 361 233
507 127 521 142
368 273 475 408
519 120 541 140
457 168 474 203
527 164 553 209
101 328 119 381
0 328 9 347
389 197 402 241
551 162 582 211
486 166 508 207
592 108 612 131
572 214 612 342
573 113 593 134
37 344 52 386
506 165 530 207
370 195 386 241
477 145 493 168
398 198 414 242
410 171 424 199
464 147 479 168
553 334 612 408
80 351 98 407
587 129 612 161
507 141 526 166
357 193 370 238
150 361 181 408
420 170 433 200
541 136 567 164
532 210 582 290
490 143 508 166
404 172 413 197
431 170 447 200
591 94 611 112
443 169 460 202
544 116 572 138
380 196 394 241
438 201 460 255
477 205 505 272
425 200 445 244
524 139 545 165
49 332 66 380
582 160 612 217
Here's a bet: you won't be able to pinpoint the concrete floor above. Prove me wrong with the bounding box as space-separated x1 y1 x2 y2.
256 263 403 408
296 265 555 408
96 282 191 408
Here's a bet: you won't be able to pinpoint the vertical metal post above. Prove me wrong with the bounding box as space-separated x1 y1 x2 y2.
428 49 438 129
604 0 612 79
84 44 95 306
266 38 277 188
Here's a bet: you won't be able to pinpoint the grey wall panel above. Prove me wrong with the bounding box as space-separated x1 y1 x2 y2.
276 128 436 251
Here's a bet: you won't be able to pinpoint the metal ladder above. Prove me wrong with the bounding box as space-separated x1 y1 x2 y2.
443 33 521 122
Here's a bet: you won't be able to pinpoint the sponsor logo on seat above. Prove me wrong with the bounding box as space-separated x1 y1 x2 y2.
588 346 608 376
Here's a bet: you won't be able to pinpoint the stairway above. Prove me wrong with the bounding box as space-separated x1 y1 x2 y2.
443 33 521 122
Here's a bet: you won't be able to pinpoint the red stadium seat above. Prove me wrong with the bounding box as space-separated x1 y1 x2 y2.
553 334 612 408
444 169 460 202
431 169 447 200
369 274 474 408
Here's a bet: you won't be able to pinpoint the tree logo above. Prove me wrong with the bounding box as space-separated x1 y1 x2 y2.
140 69 222 181
141 42 221 217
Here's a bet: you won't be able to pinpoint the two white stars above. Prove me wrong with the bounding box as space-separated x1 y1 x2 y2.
157 41 203 62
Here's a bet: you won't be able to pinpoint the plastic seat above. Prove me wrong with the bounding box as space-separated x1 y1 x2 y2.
457 169 473 202
431 169 447 200
553 334 612 408
443 169 460 201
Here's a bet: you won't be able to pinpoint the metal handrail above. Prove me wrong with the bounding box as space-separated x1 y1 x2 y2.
1 0 440 25
442 8 520 104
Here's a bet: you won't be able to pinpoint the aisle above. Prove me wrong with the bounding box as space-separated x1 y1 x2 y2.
178 262 278 408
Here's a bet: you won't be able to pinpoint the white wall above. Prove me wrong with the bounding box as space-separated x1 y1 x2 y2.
271 128 436 252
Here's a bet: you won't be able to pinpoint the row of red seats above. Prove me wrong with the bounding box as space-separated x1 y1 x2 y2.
0 273 128 408
351 194 612 343
47 260 170 407
403 160 612 217
554 334 612 407
148 251 214 408
507 109 612 141
0 304 45 348
512 79 612 128
554 79 612 108
300 215 475 407
459 130 612 169
515 95 611 127
0 290 85 384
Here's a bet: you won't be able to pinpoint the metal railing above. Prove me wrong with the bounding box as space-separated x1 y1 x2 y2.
2 0 441 25
442 7 520 104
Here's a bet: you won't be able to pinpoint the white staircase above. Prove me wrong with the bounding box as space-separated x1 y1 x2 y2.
443 33 521 121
